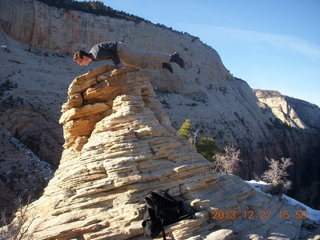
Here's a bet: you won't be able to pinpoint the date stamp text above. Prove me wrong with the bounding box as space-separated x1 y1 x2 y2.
211 210 308 220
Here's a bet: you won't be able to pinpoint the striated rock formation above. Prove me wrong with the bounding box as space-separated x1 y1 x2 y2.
1 0 319 210
285 96 320 131
254 89 320 131
1 0 319 177
7 66 307 240
254 90 307 129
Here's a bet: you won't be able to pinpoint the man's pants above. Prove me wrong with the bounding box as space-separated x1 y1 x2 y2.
117 42 171 70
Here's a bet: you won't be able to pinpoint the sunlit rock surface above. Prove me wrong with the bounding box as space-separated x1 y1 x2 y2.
5 66 305 240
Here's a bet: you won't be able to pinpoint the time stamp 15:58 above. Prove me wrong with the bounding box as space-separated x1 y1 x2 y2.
211 210 308 220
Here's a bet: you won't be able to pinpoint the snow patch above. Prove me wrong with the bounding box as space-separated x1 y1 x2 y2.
246 180 271 196
246 180 320 224
282 195 320 224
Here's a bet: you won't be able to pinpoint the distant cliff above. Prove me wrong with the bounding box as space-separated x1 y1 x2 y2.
254 89 320 209
254 90 307 129
254 89 320 131
0 0 319 208
285 96 320 131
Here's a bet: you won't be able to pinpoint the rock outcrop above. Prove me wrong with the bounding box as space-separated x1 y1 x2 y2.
1 0 319 175
285 96 320 131
6 66 307 240
254 90 307 129
1 0 319 210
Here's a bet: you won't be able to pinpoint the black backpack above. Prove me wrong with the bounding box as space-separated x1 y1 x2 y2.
142 190 195 240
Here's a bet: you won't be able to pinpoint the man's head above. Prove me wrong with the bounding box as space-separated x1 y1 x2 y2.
73 50 93 66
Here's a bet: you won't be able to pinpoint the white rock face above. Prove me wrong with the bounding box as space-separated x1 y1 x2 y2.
0 0 274 169
0 0 248 140
254 90 307 129
2 0 318 163
285 96 320 130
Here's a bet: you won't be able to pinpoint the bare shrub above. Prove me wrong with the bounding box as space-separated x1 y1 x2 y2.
0 198 35 240
213 144 242 174
188 129 200 146
261 157 293 195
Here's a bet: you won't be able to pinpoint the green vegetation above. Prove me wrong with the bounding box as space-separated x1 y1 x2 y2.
177 120 294 195
195 136 220 161
178 119 220 161
36 0 147 23
178 119 191 139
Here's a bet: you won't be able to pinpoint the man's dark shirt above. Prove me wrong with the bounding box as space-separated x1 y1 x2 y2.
88 41 121 65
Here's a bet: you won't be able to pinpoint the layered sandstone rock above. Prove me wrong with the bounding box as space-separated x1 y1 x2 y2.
6 66 306 240
1 0 320 209
285 97 320 130
254 90 307 129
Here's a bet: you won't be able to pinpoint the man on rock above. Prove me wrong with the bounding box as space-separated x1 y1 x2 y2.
73 41 185 73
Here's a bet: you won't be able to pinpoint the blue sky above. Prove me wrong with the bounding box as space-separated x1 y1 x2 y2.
85 0 320 106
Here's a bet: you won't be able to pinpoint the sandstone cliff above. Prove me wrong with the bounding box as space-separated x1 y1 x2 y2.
285 96 320 131
254 89 320 131
254 90 307 129
4 66 308 240
0 0 319 209
1 0 317 172
253 90 320 209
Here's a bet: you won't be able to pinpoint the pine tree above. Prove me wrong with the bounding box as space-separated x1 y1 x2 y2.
178 119 191 139
178 120 221 161
196 136 220 162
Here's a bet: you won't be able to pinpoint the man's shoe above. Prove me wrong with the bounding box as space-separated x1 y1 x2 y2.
162 62 173 73
170 52 185 68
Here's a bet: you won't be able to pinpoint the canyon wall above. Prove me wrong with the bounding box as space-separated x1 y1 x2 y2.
254 90 320 209
0 0 319 208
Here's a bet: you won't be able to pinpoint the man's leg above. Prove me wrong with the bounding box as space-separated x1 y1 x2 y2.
117 42 171 70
